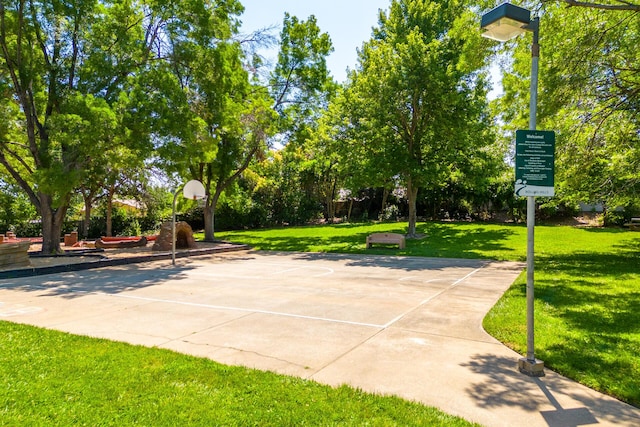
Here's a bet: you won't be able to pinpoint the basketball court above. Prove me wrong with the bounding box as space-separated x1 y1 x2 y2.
1 250 638 427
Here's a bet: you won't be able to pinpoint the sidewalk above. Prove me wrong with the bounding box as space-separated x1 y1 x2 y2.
1 251 638 426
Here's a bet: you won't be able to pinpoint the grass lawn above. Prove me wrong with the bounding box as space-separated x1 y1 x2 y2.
214 222 640 407
0 321 477 426
215 221 528 260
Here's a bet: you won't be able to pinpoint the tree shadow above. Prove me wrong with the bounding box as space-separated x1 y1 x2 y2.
536 278 640 334
282 251 491 272
461 353 638 426
225 222 521 260
0 263 200 299
528 239 640 406
415 222 520 259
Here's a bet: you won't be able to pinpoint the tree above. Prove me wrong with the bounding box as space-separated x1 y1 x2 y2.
0 0 249 251
554 0 640 11
264 13 339 222
499 1 640 210
0 0 158 253
153 2 276 241
159 10 337 240
333 0 495 236
195 90 275 241
270 13 337 142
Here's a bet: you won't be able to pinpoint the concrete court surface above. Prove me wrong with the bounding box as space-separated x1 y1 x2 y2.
1 250 639 427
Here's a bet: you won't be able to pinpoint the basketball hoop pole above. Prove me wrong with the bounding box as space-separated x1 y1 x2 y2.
171 187 181 266
172 180 206 266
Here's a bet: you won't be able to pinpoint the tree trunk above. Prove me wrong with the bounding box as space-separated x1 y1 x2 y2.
203 191 221 242
83 197 93 239
204 204 215 242
406 178 419 238
106 186 116 237
39 195 68 254
326 194 335 222
381 187 390 218
106 197 113 237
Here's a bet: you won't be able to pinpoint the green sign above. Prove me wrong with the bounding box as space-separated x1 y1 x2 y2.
515 130 555 197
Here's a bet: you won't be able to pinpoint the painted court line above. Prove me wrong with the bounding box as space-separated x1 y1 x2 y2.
382 267 483 328
268 266 335 277
0 304 44 317
101 292 385 329
198 262 335 278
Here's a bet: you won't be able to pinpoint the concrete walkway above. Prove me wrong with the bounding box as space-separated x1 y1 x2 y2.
1 251 638 426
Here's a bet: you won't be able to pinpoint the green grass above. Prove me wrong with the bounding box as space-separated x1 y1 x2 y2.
0 322 477 426
213 222 640 407
214 222 527 260
484 228 640 406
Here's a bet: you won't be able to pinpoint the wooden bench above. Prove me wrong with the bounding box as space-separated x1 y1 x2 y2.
624 217 640 231
366 233 406 249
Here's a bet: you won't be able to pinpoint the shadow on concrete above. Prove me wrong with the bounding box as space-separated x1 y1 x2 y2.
250 250 494 272
0 262 202 299
461 353 640 426
0 243 249 280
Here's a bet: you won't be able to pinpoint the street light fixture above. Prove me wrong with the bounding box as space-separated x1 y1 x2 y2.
481 3 545 377
172 180 206 266
480 3 532 41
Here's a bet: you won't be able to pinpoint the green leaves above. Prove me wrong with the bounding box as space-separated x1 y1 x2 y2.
270 13 336 141
499 3 640 209
328 0 496 234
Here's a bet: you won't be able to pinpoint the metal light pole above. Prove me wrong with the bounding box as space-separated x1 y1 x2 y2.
524 17 543 374
481 3 544 377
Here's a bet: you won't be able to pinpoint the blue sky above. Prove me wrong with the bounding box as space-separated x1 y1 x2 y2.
239 0 391 83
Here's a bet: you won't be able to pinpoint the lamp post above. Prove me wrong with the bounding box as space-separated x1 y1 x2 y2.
481 3 545 377
172 180 206 266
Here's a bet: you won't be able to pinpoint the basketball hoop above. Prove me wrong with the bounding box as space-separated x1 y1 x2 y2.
183 180 206 200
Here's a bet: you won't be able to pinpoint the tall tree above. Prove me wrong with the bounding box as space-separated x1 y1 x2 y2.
0 0 247 251
154 0 277 241
161 10 336 240
266 13 338 221
333 0 494 236
270 13 337 142
196 88 275 241
500 1 640 209
0 0 156 253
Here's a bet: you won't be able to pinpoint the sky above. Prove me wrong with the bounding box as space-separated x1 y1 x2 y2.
238 0 391 83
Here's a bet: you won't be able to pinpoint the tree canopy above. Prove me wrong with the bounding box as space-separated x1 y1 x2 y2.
499 1 640 211
1 0 639 245
327 0 497 236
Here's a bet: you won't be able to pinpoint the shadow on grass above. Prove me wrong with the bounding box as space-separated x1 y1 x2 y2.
415 223 521 260
224 222 521 261
537 278 640 333
532 242 640 407
536 244 640 333
542 334 640 407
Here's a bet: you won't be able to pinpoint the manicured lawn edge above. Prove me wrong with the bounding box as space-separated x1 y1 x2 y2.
0 321 478 426
214 221 640 407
